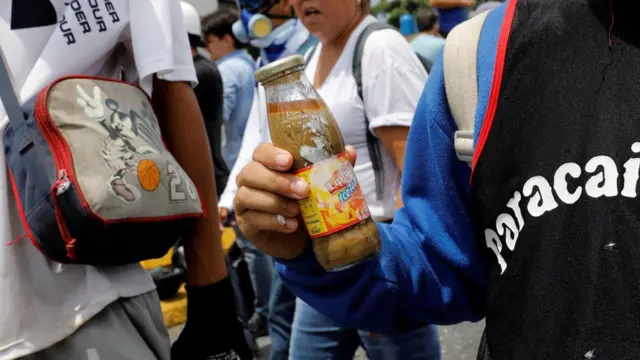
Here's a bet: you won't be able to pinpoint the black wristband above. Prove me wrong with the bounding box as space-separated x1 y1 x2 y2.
185 277 239 328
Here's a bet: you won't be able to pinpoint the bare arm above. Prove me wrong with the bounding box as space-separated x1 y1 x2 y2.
375 126 409 208
430 0 476 9
152 77 227 286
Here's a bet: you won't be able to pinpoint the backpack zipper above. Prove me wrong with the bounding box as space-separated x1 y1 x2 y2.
35 87 87 262
51 170 77 260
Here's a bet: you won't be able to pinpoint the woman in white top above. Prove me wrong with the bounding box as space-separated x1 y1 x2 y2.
234 0 440 358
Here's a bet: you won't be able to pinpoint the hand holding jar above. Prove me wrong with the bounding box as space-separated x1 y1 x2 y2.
234 55 381 271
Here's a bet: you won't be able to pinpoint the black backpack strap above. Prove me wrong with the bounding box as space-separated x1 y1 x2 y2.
297 35 319 57
0 49 26 128
304 43 319 64
353 22 394 201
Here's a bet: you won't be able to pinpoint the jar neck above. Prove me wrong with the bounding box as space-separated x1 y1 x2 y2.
261 66 305 88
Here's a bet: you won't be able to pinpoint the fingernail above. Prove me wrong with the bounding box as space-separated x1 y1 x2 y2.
285 218 298 230
275 153 290 168
291 180 308 196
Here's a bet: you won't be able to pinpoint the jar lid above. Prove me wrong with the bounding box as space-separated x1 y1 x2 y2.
255 55 305 83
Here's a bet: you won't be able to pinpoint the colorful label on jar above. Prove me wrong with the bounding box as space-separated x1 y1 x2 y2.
294 152 371 239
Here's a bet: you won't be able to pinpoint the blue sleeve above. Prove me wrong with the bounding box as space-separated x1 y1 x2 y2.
219 63 238 123
275 54 487 333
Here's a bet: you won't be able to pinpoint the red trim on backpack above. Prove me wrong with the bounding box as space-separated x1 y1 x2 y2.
471 0 518 178
6 168 50 258
35 75 206 228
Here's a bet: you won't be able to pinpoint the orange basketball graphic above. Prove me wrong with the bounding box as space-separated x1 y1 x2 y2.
137 159 161 192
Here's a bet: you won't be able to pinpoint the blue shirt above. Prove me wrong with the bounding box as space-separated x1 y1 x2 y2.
436 7 468 34
216 49 256 169
274 3 508 333
411 34 446 65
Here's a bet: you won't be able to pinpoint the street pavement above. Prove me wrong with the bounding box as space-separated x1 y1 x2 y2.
169 320 485 359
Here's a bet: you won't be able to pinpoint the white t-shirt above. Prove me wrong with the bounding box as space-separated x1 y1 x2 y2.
218 21 313 210
0 1 197 358
220 15 427 221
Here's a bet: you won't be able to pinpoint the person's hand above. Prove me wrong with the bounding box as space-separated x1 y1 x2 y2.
219 207 230 224
171 277 253 360
462 0 476 7
234 143 357 260
219 206 230 231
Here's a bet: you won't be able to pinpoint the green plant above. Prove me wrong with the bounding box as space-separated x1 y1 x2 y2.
372 0 499 29
371 0 431 28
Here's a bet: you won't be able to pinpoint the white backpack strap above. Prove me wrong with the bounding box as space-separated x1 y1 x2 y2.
443 10 490 167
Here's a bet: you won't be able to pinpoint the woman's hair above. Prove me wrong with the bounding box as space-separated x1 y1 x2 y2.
201 8 245 49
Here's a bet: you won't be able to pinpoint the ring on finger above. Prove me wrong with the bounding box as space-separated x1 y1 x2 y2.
276 214 286 226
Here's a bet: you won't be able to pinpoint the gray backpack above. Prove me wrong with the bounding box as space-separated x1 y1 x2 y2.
0 51 203 265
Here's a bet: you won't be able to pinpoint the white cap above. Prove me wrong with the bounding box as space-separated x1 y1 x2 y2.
181 1 202 37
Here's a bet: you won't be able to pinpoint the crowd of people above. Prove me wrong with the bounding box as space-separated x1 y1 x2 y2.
4 0 640 359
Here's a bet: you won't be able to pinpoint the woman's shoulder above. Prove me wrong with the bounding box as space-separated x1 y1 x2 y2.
358 25 427 78
360 26 419 63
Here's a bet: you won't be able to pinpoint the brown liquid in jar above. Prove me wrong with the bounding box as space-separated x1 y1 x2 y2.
267 98 381 271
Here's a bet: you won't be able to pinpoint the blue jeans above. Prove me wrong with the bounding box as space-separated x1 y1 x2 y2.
268 267 297 360
290 299 441 360
235 226 274 316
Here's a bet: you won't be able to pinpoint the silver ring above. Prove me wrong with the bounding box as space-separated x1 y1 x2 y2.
276 215 286 226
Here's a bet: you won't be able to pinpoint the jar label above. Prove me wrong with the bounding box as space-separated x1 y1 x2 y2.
294 152 371 239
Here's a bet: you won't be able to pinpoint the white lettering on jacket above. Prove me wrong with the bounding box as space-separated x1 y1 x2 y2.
485 142 640 274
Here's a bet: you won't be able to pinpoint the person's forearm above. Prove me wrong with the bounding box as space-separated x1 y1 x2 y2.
396 187 403 208
222 79 237 124
219 92 268 210
153 77 227 286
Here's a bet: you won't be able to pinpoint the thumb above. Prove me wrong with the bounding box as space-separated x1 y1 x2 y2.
345 145 357 166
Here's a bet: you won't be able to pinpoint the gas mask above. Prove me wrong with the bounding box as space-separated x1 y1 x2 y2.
232 0 295 48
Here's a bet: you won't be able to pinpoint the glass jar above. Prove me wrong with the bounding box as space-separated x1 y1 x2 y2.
255 55 381 271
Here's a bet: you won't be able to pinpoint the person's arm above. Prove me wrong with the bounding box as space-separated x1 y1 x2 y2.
219 62 240 124
276 54 487 333
364 30 427 207
376 127 409 207
128 2 251 358
218 88 267 213
430 0 476 9
128 0 226 285
152 78 227 285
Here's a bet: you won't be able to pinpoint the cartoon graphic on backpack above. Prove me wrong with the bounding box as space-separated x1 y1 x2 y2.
76 85 161 203
1 62 204 265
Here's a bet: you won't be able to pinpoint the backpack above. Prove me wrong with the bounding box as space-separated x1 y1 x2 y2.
440 4 511 359
443 4 510 169
444 10 491 168
0 55 204 265
306 22 431 200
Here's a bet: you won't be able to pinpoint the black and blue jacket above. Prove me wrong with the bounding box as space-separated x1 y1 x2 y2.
277 0 640 358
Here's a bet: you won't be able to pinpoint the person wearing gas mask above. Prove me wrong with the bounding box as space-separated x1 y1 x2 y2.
222 0 444 359
215 1 316 357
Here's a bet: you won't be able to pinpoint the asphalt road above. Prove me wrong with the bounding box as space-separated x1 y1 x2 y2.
169 321 485 359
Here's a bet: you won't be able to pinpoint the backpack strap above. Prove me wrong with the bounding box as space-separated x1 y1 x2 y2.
0 47 26 128
297 35 319 57
353 22 394 201
443 10 491 167
304 43 319 63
